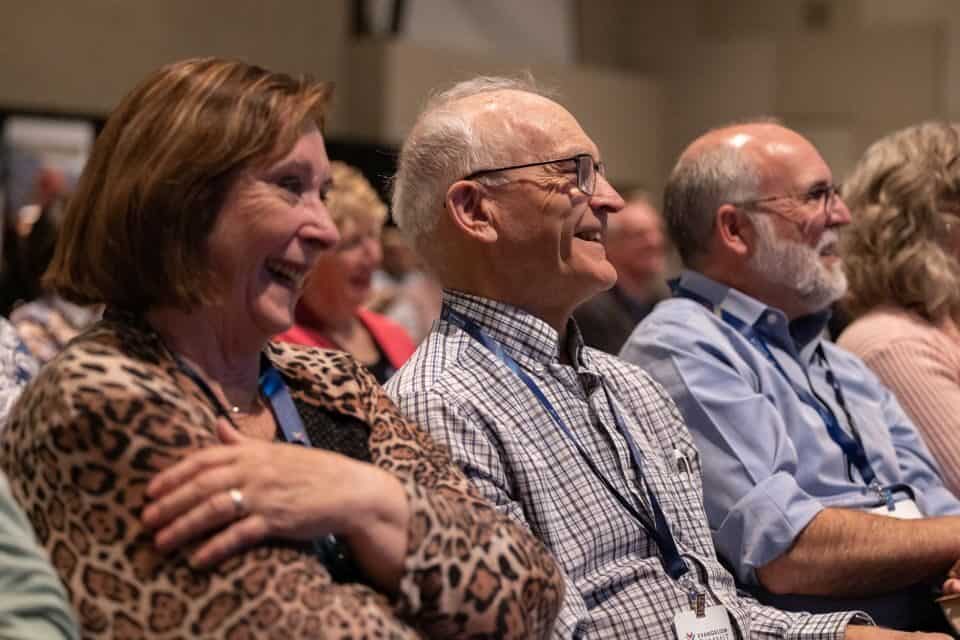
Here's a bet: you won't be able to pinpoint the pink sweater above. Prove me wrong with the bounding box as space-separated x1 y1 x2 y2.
839 307 960 495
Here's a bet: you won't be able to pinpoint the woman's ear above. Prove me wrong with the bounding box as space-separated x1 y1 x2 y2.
445 180 498 243
717 204 753 258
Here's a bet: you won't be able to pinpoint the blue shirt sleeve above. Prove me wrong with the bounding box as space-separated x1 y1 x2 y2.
621 310 824 586
844 351 960 517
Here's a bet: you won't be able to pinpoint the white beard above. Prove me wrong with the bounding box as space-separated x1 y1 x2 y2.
748 215 847 314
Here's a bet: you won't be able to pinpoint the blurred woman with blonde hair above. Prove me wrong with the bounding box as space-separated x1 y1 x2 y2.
839 121 960 493
277 161 415 382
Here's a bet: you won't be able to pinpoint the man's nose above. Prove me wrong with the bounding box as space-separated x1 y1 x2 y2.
591 174 625 216
827 193 852 227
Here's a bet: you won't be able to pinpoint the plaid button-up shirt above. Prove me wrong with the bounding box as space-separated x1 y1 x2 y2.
386 291 865 638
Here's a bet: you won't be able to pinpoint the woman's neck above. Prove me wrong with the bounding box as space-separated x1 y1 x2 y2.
301 296 357 335
941 313 960 343
146 306 263 409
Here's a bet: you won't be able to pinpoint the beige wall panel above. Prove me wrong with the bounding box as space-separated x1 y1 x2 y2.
788 120 858 180
944 11 960 121
0 0 347 117
697 0 860 37
576 0 632 68
332 39 391 140
856 0 957 27
777 26 942 152
658 39 778 189
621 0 702 72
339 40 660 188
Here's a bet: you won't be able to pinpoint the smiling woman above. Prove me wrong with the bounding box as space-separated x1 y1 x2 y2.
277 161 417 382
0 58 564 639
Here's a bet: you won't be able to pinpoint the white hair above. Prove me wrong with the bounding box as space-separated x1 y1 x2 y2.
663 142 760 266
390 75 553 255
748 212 847 310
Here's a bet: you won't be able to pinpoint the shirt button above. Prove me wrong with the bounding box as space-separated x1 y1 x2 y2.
766 314 777 325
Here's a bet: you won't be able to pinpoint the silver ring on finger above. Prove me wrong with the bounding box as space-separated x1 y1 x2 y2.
228 488 246 517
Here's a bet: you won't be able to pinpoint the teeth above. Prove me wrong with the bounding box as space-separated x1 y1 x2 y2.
266 260 306 287
576 230 602 242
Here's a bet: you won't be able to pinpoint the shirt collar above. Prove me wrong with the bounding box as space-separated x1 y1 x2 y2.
441 289 585 366
673 270 831 359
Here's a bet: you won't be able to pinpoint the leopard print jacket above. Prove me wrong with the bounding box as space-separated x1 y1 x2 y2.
0 312 563 638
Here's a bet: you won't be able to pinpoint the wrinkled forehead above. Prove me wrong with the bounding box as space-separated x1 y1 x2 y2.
465 91 600 162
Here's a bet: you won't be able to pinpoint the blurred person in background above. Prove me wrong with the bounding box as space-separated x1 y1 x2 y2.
574 191 669 354
369 224 442 343
0 316 36 431
8 189 100 363
0 57 563 638
0 315 76 639
839 122 960 496
276 161 415 382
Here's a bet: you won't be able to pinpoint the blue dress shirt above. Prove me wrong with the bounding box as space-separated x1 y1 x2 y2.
621 270 960 590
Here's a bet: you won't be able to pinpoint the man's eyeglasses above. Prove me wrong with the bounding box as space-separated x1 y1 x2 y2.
730 183 843 216
463 153 605 196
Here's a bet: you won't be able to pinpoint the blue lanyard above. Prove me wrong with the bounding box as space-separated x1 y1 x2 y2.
172 352 312 446
443 307 690 580
258 364 311 446
674 288 906 509
721 312 878 485
169 351 354 566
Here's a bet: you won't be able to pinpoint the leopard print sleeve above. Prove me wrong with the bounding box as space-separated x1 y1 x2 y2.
348 355 565 638
0 328 429 639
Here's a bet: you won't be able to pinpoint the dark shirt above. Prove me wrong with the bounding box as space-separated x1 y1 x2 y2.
574 286 656 355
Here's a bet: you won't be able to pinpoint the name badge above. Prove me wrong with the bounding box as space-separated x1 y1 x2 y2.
868 498 923 520
674 605 735 640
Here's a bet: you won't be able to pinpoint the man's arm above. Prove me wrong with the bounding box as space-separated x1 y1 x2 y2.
758 508 960 596
622 315 960 597
845 626 948 639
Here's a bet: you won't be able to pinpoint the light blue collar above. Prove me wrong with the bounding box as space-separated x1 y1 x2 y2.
673 270 831 362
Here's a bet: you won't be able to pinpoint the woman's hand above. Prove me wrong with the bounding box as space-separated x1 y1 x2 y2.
142 420 410 590
945 559 960 595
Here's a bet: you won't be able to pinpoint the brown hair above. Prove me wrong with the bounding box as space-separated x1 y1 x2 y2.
842 121 960 323
44 57 331 311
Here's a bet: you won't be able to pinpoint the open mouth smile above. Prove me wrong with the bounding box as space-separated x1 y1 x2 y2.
265 258 309 289
575 229 604 243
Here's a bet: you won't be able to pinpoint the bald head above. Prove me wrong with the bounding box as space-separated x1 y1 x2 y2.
663 121 824 266
682 123 823 192
392 77 595 270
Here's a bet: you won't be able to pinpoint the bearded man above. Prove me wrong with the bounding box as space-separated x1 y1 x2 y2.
620 121 960 632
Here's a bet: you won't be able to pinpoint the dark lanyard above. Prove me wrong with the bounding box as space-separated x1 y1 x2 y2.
443 307 690 580
675 288 908 508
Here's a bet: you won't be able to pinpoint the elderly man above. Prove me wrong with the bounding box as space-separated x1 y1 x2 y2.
382 79 932 638
621 121 960 631
574 192 669 354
